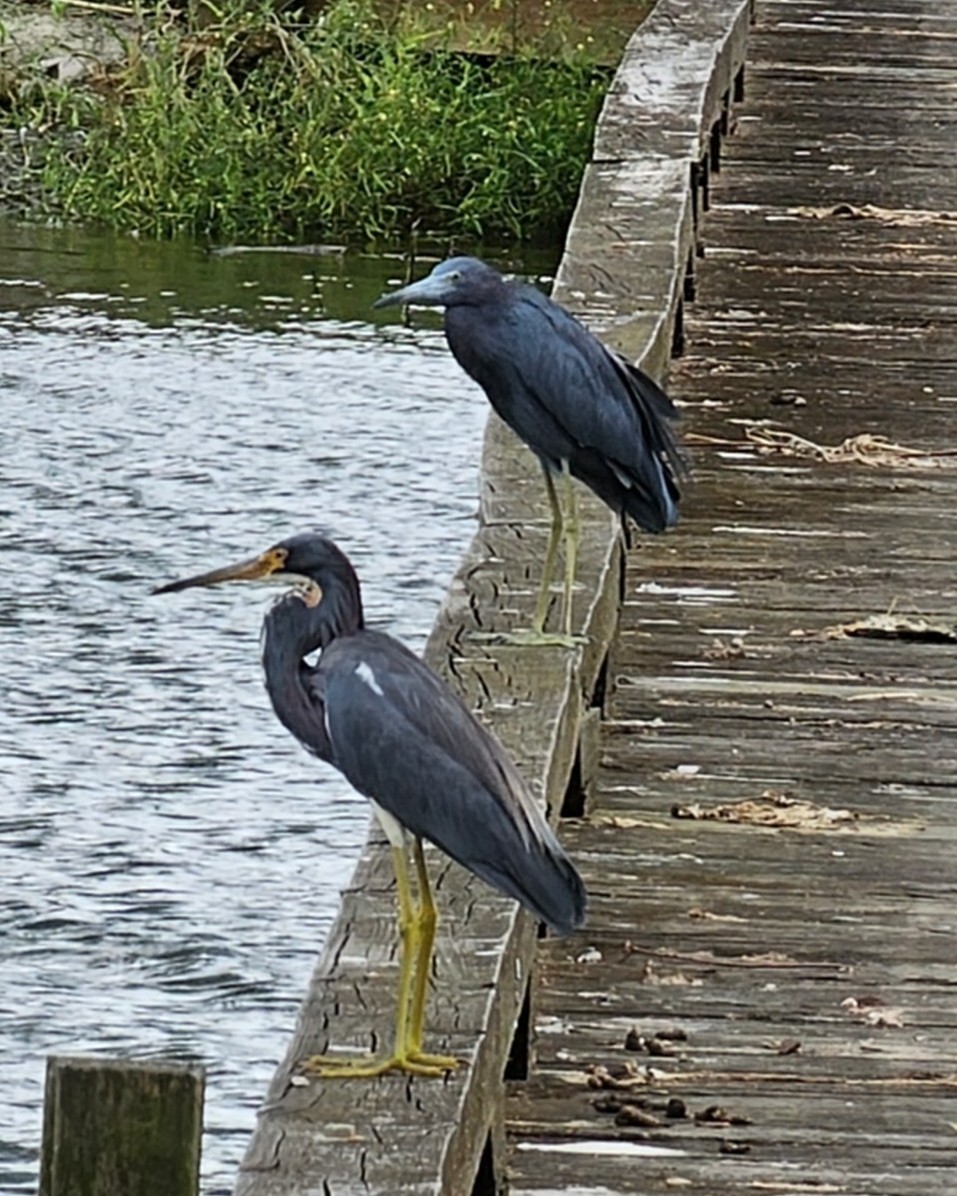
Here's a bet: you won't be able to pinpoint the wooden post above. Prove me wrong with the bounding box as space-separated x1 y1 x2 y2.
40 1056 204 1196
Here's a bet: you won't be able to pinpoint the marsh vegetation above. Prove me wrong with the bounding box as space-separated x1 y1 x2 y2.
6 0 636 242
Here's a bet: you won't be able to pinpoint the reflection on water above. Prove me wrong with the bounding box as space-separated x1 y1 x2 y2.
0 221 556 1193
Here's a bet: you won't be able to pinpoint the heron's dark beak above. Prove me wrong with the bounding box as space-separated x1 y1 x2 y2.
373 274 446 310
153 547 288 595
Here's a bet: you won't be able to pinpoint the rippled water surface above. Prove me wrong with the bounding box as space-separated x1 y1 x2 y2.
0 222 555 1192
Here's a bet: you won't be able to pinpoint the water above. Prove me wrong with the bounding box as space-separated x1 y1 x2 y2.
0 222 555 1193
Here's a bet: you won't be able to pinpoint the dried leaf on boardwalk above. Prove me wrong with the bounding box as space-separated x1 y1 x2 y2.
742 424 957 469
671 792 858 831
792 202 957 226
823 614 957 644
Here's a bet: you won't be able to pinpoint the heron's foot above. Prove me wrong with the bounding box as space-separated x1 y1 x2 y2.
299 1049 463 1080
408 1048 464 1072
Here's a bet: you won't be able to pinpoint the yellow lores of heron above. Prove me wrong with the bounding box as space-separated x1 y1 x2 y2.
156 532 586 1078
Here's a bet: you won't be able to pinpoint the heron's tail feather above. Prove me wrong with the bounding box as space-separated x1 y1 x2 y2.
571 445 679 534
620 458 681 532
617 355 690 515
480 855 586 935
463 818 586 935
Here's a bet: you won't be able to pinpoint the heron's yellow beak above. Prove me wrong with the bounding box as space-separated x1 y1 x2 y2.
153 546 288 595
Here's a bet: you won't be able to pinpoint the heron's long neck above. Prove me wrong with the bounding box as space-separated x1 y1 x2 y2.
445 299 509 393
314 571 364 647
260 575 364 760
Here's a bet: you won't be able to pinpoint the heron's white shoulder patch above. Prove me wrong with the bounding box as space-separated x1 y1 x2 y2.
355 660 385 697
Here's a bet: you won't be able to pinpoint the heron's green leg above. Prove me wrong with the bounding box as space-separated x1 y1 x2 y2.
531 466 564 635
300 844 460 1079
405 837 459 1069
561 462 580 638
477 464 583 647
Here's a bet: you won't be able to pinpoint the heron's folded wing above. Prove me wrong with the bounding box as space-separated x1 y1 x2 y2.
315 633 584 931
316 632 544 843
516 288 685 483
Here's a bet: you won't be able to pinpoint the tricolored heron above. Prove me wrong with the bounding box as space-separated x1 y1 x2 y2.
155 532 585 1078
375 257 686 642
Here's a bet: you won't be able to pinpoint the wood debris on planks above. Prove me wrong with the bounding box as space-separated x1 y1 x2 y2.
742 423 957 469
792 202 957 227
672 791 859 831
822 613 957 644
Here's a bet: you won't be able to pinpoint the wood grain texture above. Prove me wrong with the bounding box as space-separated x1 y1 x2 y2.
233 3 750 1193
507 1 957 1193
40 1056 204 1196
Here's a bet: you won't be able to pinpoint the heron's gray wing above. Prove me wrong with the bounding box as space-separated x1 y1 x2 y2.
312 632 584 932
521 289 684 463
316 633 537 833
442 272 683 532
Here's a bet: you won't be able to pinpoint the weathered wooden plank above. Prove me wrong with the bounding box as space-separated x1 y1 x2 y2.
557 0 752 371
761 0 957 22
234 3 751 1194
530 969 957 1028
506 0 957 1192
593 0 753 162
700 165 957 210
603 735 957 788
696 214 957 262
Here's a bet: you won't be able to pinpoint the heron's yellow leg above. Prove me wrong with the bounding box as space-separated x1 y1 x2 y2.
531 466 564 635
496 464 584 646
561 462 580 638
405 839 460 1069
471 464 583 646
408 837 436 1051
300 844 459 1079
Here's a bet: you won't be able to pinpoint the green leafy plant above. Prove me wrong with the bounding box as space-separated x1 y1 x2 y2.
11 0 612 242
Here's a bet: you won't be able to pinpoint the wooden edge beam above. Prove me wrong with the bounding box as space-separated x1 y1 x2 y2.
234 2 752 1193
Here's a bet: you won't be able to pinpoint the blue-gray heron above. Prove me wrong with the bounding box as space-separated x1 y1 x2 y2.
155 533 585 1078
375 257 686 641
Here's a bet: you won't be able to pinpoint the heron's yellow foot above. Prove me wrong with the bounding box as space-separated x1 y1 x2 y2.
507 630 587 648
299 1049 463 1079
408 1049 463 1071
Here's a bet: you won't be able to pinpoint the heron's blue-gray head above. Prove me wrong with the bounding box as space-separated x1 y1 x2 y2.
153 532 358 610
373 256 504 310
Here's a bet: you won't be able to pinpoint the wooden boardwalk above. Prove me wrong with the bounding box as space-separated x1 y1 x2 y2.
234 4 747 1193
506 1 957 1193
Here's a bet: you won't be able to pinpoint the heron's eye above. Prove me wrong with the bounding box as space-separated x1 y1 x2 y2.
449 271 461 282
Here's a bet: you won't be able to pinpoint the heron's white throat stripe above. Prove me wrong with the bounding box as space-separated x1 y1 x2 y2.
356 661 384 696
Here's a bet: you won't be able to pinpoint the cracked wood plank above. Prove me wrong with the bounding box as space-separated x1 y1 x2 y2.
506 2 957 1194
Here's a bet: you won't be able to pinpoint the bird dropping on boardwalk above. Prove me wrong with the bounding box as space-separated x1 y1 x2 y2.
155 532 586 1079
375 258 686 642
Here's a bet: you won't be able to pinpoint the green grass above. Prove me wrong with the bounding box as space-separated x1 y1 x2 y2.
11 0 612 242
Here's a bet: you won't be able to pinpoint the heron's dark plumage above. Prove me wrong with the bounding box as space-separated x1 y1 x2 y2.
377 257 686 534
318 635 584 933
251 535 585 934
